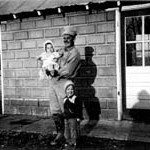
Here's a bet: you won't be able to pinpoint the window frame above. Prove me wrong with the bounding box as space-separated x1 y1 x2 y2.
125 14 150 67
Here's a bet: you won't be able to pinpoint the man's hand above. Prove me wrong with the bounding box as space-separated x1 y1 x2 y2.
50 70 55 76
49 70 58 77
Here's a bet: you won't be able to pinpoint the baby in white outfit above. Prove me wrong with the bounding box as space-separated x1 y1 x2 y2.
37 40 61 80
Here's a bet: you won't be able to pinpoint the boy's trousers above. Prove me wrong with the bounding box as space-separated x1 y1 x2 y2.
64 118 80 145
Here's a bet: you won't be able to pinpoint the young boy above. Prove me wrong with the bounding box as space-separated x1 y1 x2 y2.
63 80 83 149
37 40 61 80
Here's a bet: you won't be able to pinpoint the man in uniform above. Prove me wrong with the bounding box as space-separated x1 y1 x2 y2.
48 26 80 145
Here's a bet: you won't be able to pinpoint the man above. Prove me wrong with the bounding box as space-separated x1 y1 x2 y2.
49 26 80 145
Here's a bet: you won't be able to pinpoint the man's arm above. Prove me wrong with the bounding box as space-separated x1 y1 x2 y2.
58 49 80 78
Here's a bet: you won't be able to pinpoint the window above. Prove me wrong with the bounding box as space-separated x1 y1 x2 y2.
125 15 150 66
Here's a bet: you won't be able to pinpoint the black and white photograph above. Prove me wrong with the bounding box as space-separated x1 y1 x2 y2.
0 0 150 150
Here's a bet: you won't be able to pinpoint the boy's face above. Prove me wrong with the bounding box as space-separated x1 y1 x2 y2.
66 85 74 98
46 43 53 53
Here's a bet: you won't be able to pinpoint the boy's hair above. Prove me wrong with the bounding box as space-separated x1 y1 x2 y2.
64 80 75 94
44 40 54 52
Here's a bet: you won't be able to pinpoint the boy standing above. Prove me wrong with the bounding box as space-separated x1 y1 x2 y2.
63 80 83 149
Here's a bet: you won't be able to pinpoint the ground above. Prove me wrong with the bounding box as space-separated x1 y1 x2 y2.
1 136 150 150
1 115 150 150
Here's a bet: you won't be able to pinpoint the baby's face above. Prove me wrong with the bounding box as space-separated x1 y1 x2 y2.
46 43 54 53
66 85 74 98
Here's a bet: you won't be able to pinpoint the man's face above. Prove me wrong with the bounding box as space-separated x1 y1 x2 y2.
63 34 74 48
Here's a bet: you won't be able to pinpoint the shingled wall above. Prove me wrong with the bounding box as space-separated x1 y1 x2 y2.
2 10 117 120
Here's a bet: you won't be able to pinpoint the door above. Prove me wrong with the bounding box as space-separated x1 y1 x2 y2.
125 15 150 109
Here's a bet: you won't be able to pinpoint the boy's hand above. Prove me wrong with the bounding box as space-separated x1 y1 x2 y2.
77 118 80 122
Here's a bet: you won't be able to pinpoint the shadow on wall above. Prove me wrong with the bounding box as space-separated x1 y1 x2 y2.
128 90 150 123
75 46 101 134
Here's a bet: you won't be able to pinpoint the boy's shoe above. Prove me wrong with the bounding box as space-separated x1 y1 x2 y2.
62 143 76 150
70 143 77 150
62 143 70 150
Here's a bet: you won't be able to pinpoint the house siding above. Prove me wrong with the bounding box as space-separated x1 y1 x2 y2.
2 10 117 120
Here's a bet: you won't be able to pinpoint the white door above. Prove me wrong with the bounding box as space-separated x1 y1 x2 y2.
125 15 150 109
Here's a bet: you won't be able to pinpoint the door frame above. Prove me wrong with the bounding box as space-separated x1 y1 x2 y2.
0 24 4 114
121 6 150 121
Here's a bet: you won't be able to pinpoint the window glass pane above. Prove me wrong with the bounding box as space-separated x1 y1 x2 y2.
126 17 142 41
126 43 142 66
144 16 150 40
145 42 150 66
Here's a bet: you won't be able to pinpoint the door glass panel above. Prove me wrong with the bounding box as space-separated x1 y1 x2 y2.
145 16 150 40
145 42 150 66
144 16 150 66
126 43 142 66
126 17 142 41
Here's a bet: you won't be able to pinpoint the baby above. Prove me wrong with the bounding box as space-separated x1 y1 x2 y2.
37 40 61 80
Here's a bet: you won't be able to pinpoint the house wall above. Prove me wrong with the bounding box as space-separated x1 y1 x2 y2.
2 10 117 120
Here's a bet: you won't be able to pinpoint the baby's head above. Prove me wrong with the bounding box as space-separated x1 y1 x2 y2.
64 80 75 98
44 40 54 53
